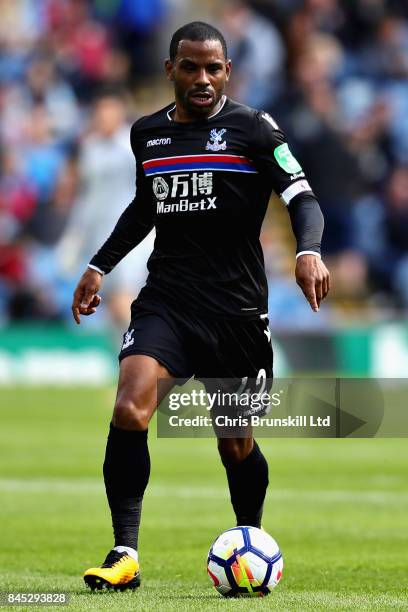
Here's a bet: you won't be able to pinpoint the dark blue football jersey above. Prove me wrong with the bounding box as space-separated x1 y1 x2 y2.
90 96 315 318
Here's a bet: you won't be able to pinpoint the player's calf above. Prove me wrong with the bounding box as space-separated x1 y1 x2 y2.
218 437 254 465
113 398 151 431
219 438 269 528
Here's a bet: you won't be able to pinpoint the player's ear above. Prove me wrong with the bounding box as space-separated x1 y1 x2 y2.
225 59 232 82
165 59 174 81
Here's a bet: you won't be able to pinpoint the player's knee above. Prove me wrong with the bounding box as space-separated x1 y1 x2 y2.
113 396 150 431
218 438 253 466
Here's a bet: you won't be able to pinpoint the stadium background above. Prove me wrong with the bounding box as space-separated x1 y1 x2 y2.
0 0 408 379
0 1 407 610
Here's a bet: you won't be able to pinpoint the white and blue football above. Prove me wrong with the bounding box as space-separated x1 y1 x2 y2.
207 526 283 597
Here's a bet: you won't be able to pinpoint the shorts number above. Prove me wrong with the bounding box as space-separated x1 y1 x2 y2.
238 368 266 395
256 368 266 394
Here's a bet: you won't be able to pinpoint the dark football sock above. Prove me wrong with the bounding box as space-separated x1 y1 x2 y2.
223 441 269 528
103 423 150 551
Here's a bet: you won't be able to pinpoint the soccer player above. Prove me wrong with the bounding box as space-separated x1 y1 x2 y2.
72 22 330 591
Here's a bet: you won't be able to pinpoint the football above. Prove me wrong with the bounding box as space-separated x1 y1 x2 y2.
207 526 283 597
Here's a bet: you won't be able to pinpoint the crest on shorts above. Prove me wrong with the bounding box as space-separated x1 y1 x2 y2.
205 128 227 151
122 329 134 350
152 176 169 200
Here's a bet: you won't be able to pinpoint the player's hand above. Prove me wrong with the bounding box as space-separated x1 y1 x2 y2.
295 254 330 312
72 268 103 324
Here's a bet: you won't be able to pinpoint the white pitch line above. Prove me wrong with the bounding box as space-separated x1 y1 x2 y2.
0 479 407 505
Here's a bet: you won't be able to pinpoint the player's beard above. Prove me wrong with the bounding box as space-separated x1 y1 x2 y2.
174 80 223 119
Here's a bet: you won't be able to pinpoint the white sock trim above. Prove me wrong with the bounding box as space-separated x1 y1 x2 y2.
113 545 138 561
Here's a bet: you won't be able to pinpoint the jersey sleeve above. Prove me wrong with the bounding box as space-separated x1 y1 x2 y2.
251 110 314 206
89 123 154 274
252 111 324 256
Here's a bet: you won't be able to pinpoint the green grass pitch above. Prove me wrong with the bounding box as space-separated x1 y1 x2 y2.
0 387 407 611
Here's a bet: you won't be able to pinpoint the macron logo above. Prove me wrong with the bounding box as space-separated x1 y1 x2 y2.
147 137 171 147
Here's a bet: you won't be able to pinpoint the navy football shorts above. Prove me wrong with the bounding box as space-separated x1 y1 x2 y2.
119 303 272 378
119 303 273 423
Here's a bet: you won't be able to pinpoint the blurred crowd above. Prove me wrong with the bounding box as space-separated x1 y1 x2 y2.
1 0 408 329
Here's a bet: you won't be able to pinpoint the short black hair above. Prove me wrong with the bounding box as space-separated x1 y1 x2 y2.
169 21 228 62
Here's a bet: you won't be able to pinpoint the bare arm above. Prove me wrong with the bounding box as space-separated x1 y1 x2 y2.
71 268 103 324
295 253 330 312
